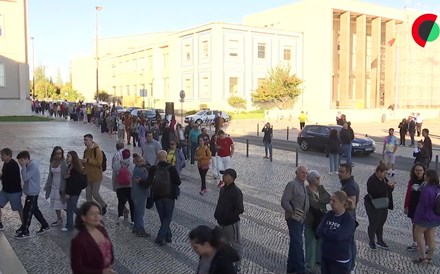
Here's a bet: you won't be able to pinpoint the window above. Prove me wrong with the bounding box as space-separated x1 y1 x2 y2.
0 64 4 87
147 55 153 72
133 85 137 96
185 78 192 97
119 86 123 96
228 40 239 57
126 85 130 96
229 77 239 95
258 43 266 59
283 48 291 61
184 44 191 61
0 14 3 37
201 40 208 58
200 76 210 98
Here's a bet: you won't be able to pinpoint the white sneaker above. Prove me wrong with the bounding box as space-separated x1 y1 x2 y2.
61 227 69 232
329 172 333 175
116 216 124 224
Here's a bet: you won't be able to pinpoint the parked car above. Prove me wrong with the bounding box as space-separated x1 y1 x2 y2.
154 109 166 120
131 108 156 120
114 106 126 114
184 110 230 125
125 107 141 114
297 125 376 155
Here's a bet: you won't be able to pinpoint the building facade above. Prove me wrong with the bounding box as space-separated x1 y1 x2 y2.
0 0 31 115
72 23 303 111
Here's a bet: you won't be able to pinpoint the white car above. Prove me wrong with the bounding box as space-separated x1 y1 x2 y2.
184 110 230 125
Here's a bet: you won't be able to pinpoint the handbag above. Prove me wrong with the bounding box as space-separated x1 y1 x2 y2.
369 195 389 209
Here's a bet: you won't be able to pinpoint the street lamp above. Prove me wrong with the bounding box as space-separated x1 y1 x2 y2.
30 36 35 98
95 6 103 102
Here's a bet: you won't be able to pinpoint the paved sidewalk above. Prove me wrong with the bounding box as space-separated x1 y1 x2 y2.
0 120 439 273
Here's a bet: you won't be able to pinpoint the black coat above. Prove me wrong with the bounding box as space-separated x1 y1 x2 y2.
198 244 239 274
214 182 244 226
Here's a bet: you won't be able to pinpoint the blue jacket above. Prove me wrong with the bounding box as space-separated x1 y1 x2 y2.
317 210 356 261
131 165 150 199
414 184 440 225
21 160 41 196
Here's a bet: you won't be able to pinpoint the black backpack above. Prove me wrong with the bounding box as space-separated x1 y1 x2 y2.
93 148 107 171
151 165 172 198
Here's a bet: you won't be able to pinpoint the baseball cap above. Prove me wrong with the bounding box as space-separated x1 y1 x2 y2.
122 149 131 160
219 168 237 179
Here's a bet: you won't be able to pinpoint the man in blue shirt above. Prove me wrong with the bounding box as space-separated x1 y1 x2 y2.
383 128 399 177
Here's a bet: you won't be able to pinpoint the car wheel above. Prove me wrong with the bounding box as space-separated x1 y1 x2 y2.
196 119 202 125
300 140 309 151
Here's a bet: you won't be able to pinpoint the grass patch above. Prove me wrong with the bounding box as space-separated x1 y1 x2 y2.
0 116 53 122
229 110 265 120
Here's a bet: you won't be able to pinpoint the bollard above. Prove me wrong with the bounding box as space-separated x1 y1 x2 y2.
295 148 298 167
257 123 259 137
436 155 439 171
287 127 289 140
246 139 249 157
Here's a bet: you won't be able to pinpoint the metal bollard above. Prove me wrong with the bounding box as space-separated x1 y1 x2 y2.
295 148 298 167
257 123 259 137
287 126 289 140
246 139 249 157
436 155 439 171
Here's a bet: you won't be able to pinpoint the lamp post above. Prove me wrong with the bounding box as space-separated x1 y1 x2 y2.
95 6 103 102
30 36 35 98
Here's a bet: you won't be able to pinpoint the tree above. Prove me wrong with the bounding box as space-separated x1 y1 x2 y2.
228 96 247 113
97 91 110 102
251 66 303 109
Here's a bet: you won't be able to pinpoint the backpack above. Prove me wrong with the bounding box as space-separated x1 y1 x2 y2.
151 165 172 198
434 192 440 215
93 148 107 171
117 162 132 186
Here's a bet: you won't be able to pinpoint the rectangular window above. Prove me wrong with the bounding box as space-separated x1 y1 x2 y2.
184 44 191 61
0 14 3 37
126 85 130 96
119 86 123 96
0 64 4 87
185 78 192 97
200 76 210 98
229 77 239 95
202 40 208 58
258 43 266 59
229 40 239 57
283 48 291 61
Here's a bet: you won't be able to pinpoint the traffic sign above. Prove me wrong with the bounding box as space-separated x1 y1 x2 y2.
179 90 185 99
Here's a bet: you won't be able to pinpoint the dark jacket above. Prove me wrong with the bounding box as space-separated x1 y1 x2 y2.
398 122 408 134
146 161 181 200
339 128 351 144
64 168 86 196
340 176 360 216
413 147 430 166
200 244 240 274
326 136 341 154
214 182 244 226
424 136 433 159
70 225 114 274
304 185 330 230
1 159 22 193
364 173 394 210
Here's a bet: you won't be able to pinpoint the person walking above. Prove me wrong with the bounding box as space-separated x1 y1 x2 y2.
364 161 395 250
382 128 399 177
398 118 408 146
304 170 330 273
44 146 68 227
339 123 353 167
262 122 273 160
189 124 202 166
146 150 181 246
70 201 116 274
413 141 430 167
422 128 432 168
408 117 416 147
298 111 307 130
15 151 51 239
61 151 87 232
82 134 107 215
403 163 426 250
412 169 440 264
216 130 234 187
0 148 23 231
317 191 356 274
167 141 186 176
415 113 423 137
214 168 244 272
132 154 152 237
112 149 135 225
214 112 225 134
326 129 341 174
209 134 219 179
281 165 310 274
196 137 212 195
189 225 240 274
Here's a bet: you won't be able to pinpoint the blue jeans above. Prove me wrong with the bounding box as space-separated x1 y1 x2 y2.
132 184 150 232
155 198 175 241
190 142 198 165
65 195 79 230
341 144 352 166
321 258 351 274
286 218 305 273
329 153 339 173
264 141 272 158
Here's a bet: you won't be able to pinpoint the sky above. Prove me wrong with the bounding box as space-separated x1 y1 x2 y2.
28 0 440 81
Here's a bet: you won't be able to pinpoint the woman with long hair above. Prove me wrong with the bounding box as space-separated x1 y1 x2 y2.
44 146 67 227
61 151 87 232
176 123 188 160
71 201 115 274
326 129 341 174
189 225 239 274
317 191 356 274
404 163 426 250
364 161 395 250
413 169 440 264
195 137 211 195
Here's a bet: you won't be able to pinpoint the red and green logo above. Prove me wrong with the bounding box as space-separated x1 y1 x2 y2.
412 13 439 47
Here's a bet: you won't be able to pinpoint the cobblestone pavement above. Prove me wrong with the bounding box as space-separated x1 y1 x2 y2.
1 120 440 274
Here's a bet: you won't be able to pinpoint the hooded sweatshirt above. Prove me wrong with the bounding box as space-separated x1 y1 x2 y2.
21 160 41 196
83 143 103 183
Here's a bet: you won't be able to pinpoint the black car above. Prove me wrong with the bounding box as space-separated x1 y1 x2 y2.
297 125 376 155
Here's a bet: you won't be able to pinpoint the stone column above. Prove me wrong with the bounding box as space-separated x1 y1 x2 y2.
355 15 367 108
370 17 381 108
384 20 396 108
332 16 340 107
339 12 351 107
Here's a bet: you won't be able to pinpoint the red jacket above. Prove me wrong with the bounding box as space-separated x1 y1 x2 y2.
71 225 114 274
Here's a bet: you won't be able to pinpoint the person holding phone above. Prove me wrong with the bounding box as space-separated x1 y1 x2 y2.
262 122 273 161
